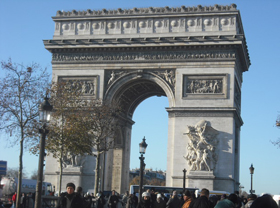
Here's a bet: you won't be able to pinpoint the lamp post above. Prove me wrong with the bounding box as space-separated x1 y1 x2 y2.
183 169 187 192
139 137 147 202
249 164 255 194
34 96 53 208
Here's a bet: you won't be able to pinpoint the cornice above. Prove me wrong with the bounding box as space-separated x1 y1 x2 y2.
166 107 243 126
44 34 245 46
54 4 238 18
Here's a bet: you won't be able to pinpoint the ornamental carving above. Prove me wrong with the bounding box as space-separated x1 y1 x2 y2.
52 51 236 62
58 77 98 98
106 69 176 93
55 4 237 17
184 120 219 171
186 79 223 94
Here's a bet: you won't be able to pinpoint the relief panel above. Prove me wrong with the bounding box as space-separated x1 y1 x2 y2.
183 74 228 99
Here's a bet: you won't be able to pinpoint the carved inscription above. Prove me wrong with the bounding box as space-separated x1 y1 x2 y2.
53 51 236 62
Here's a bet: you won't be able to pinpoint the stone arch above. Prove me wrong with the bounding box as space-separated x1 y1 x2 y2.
102 70 174 192
104 70 175 117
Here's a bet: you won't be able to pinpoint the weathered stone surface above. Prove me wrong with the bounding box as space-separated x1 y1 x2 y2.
44 4 250 194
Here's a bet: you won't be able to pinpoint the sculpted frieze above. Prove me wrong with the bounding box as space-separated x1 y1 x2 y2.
52 51 236 62
106 69 176 93
183 74 228 99
58 76 98 99
184 120 219 171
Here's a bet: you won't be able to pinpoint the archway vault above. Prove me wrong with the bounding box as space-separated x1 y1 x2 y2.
104 70 175 118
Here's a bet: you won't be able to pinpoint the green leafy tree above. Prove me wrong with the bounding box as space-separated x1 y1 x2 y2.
0 59 50 208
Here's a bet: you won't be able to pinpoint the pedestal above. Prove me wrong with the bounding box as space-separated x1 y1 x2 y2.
61 166 82 192
187 171 215 190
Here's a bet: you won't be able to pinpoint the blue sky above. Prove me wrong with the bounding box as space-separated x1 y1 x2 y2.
1 0 280 195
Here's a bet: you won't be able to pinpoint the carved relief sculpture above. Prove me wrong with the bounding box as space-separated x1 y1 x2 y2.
62 152 87 168
184 120 219 171
59 77 97 97
186 79 223 94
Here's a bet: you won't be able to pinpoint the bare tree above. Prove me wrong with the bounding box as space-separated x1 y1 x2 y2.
80 99 122 195
6 167 28 179
30 169 39 180
44 80 94 195
0 59 50 208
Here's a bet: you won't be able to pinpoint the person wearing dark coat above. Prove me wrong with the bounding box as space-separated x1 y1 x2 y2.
188 188 214 208
166 191 182 208
126 194 136 208
250 194 278 208
108 190 119 208
137 192 153 208
153 194 166 208
56 182 84 208
96 192 106 208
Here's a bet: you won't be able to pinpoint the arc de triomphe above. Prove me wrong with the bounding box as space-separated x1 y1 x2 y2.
44 4 250 194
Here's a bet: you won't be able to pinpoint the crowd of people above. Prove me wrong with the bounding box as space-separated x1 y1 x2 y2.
10 182 277 208
133 188 279 208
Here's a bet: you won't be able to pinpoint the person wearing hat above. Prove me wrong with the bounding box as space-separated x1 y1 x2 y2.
153 193 166 208
182 190 193 208
137 192 153 208
56 182 83 208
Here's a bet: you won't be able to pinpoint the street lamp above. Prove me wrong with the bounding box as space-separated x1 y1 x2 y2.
139 137 147 202
249 164 255 194
35 96 53 208
183 169 187 192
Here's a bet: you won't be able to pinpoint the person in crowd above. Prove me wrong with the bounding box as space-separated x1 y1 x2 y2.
214 193 238 208
108 190 120 208
208 195 218 207
166 191 181 208
150 190 157 204
245 194 257 208
234 191 244 208
20 193 26 208
126 194 136 208
56 182 84 208
153 193 166 208
137 192 153 208
27 193 34 208
250 194 278 208
77 186 83 197
132 192 138 207
181 190 193 208
12 192 17 208
122 191 129 208
188 188 214 208
161 193 169 203
84 192 92 208
96 192 106 208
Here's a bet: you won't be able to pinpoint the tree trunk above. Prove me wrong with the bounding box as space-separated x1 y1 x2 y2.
94 151 100 195
58 157 63 196
16 137 24 208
